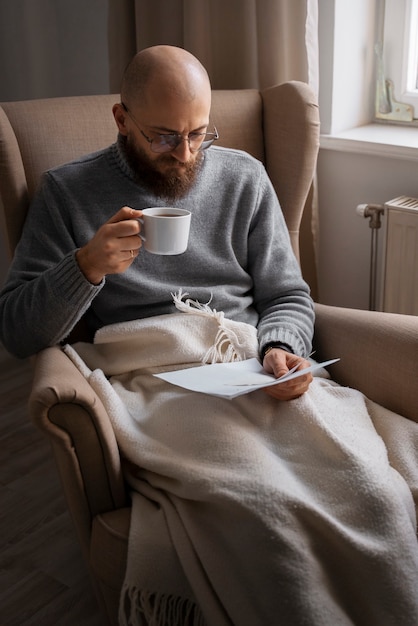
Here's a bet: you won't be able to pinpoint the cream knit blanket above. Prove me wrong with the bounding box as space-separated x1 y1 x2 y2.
66 296 418 626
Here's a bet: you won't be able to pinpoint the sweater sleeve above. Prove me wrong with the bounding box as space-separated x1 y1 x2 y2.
0 175 103 358
248 168 315 358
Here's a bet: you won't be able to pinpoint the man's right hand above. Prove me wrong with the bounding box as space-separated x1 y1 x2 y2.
76 206 143 285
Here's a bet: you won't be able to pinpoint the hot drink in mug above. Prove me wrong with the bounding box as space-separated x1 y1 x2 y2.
138 207 191 255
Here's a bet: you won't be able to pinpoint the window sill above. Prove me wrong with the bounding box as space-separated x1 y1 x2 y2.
320 122 418 161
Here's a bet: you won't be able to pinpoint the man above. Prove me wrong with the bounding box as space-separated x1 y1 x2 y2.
0 45 314 400
3 46 418 626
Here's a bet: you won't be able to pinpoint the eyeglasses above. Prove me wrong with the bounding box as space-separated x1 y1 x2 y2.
121 102 219 153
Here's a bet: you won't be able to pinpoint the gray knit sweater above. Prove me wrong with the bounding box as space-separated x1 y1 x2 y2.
0 140 314 358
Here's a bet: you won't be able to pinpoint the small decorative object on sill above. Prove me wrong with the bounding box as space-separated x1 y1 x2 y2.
376 79 414 123
375 43 414 124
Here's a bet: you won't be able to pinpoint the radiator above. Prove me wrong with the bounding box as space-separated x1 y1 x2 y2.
381 195 418 315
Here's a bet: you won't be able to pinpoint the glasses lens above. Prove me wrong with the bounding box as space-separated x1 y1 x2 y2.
151 135 180 153
198 136 216 151
196 129 219 151
150 129 218 153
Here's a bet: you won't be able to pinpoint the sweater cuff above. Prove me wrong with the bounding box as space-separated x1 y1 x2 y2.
49 250 104 306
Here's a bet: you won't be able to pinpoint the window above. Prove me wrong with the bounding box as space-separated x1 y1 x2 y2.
380 0 418 120
403 0 418 94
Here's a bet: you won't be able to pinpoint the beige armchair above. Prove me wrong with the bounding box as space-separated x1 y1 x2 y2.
1 84 417 626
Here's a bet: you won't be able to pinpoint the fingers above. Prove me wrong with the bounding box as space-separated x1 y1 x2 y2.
263 368 313 400
104 208 142 241
262 348 289 377
263 377 311 400
106 206 143 224
262 348 313 401
108 207 145 260
76 207 144 284
104 207 143 247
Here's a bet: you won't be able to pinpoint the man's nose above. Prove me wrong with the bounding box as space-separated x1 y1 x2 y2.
171 136 192 163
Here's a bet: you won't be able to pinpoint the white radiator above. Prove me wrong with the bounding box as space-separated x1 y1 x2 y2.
381 195 418 315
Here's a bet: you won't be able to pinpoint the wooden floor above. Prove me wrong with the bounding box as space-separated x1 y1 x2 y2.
0 344 103 625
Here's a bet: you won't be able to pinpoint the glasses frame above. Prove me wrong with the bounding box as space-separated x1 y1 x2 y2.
121 102 219 154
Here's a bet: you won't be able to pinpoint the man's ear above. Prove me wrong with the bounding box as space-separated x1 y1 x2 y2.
113 103 128 136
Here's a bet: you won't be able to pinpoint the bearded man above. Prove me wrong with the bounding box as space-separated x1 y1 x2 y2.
2 46 418 626
0 45 314 400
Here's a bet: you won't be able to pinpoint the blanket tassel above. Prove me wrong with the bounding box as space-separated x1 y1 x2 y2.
172 289 245 364
119 586 206 626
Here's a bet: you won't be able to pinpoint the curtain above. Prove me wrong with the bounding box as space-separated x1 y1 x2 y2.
108 0 319 297
108 0 318 91
0 0 110 102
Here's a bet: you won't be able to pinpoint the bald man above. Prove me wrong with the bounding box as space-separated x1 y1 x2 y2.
3 47 418 626
0 45 314 400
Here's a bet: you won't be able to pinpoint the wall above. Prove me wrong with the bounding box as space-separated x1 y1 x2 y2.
317 146 418 309
318 0 376 135
317 0 418 311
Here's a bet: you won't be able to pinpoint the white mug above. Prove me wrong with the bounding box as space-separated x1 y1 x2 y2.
138 207 191 255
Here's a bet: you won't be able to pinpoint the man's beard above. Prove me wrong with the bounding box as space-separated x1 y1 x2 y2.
121 133 203 202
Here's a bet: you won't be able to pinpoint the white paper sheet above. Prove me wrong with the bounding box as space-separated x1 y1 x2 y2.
154 357 340 399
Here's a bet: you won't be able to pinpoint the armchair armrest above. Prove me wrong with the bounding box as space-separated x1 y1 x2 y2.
314 303 418 422
28 346 128 558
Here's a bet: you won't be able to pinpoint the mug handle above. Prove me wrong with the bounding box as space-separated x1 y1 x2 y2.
136 217 146 242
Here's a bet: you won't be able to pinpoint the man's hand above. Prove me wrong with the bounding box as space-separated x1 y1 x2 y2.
76 206 143 284
262 348 313 401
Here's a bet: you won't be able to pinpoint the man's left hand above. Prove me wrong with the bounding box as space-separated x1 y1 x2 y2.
262 348 313 401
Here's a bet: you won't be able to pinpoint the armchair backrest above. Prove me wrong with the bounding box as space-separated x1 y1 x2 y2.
0 83 319 262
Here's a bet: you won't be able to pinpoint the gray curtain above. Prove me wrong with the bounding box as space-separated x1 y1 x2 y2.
0 0 110 102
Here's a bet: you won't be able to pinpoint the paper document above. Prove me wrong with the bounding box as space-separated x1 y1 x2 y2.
154 357 339 399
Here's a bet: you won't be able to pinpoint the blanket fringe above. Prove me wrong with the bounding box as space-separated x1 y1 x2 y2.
172 289 246 364
119 585 206 626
